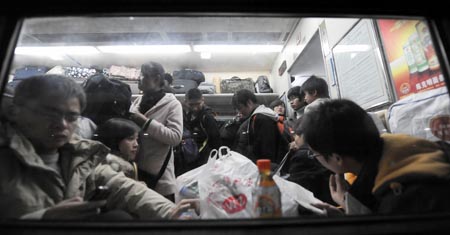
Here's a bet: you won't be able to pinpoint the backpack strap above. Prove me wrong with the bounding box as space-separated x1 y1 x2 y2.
155 147 172 183
198 114 209 152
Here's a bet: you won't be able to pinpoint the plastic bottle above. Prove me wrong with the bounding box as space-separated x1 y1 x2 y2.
253 159 282 218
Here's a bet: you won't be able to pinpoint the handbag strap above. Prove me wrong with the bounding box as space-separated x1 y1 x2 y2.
154 147 172 184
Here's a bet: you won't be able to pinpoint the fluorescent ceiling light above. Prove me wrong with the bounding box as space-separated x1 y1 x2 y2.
97 45 191 54
200 52 211 59
193 45 283 53
15 46 99 55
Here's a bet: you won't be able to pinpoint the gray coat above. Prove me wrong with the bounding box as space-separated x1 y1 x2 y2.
0 123 175 219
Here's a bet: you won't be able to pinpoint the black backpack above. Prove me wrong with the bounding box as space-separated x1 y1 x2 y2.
172 69 205 85
82 74 132 126
255 75 273 93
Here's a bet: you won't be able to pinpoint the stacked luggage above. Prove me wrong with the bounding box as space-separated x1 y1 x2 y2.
171 69 205 94
198 82 216 94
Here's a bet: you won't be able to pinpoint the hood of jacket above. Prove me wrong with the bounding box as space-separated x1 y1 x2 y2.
251 105 278 121
373 133 450 193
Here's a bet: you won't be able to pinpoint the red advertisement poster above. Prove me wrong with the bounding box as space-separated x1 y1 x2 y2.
377 19 445 99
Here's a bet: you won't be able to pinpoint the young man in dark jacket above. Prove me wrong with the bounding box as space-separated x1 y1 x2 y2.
302 99 450 215
181 88 222 172
232 89 288 166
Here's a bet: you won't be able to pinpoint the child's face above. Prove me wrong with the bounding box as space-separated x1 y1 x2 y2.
273 104 285 115
119 132 139 161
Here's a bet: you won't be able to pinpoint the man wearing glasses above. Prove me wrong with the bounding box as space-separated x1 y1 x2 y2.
302 99 450 215
0 75 196 220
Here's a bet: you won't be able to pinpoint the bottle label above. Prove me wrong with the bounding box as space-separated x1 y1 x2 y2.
254 195 282 218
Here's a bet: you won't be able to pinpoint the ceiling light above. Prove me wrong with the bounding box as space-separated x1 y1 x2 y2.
15 46 99 55
200 52 211 59
97 45 191 54
193 45 283 53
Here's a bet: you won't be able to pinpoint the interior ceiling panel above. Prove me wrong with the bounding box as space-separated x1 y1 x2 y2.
231 32 283 43
13 17 300 73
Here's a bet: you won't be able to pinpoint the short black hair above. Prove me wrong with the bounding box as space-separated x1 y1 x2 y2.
301 75 329 98
287 86 304 100
94 117 140 154
231 89 257 109
301 99 382 163
269 99 285 109
14 74 86 111
185 88 203 101
164 73 173 85
141 61 165 87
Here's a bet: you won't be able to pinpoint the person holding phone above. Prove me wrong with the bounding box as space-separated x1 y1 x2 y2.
0 75 198 220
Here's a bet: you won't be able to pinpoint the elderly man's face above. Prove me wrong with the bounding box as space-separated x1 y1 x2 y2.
14 96 81 154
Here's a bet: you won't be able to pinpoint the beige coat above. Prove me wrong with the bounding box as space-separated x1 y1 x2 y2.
0 123 175 219
130 93 183 196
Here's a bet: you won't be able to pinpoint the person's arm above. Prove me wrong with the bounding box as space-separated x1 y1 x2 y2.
140 101 183 146
94 163 199 219
202 114 222 149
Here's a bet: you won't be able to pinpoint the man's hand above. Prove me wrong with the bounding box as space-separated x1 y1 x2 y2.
43 197 107 220
311 202 345 217
329 174 349 208
169 199 200 219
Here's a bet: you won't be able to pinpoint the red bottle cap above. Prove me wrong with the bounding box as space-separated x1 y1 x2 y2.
256 159 271 171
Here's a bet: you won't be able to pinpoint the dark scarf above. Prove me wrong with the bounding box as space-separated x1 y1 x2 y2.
139 90 165 114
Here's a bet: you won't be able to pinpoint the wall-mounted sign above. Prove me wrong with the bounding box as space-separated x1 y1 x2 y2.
278 60 287 76
377 19 444 100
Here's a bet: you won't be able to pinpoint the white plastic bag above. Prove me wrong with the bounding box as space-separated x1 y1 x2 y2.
175 150 217 203
388 86 450 141
198 146 258 219
181 146 324 219
273 175 326 216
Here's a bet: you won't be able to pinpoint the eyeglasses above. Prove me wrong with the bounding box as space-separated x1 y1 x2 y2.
22 105 80 123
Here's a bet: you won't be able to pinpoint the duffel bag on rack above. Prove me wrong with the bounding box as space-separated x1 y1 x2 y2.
220 76 255 93
173 69 205 85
